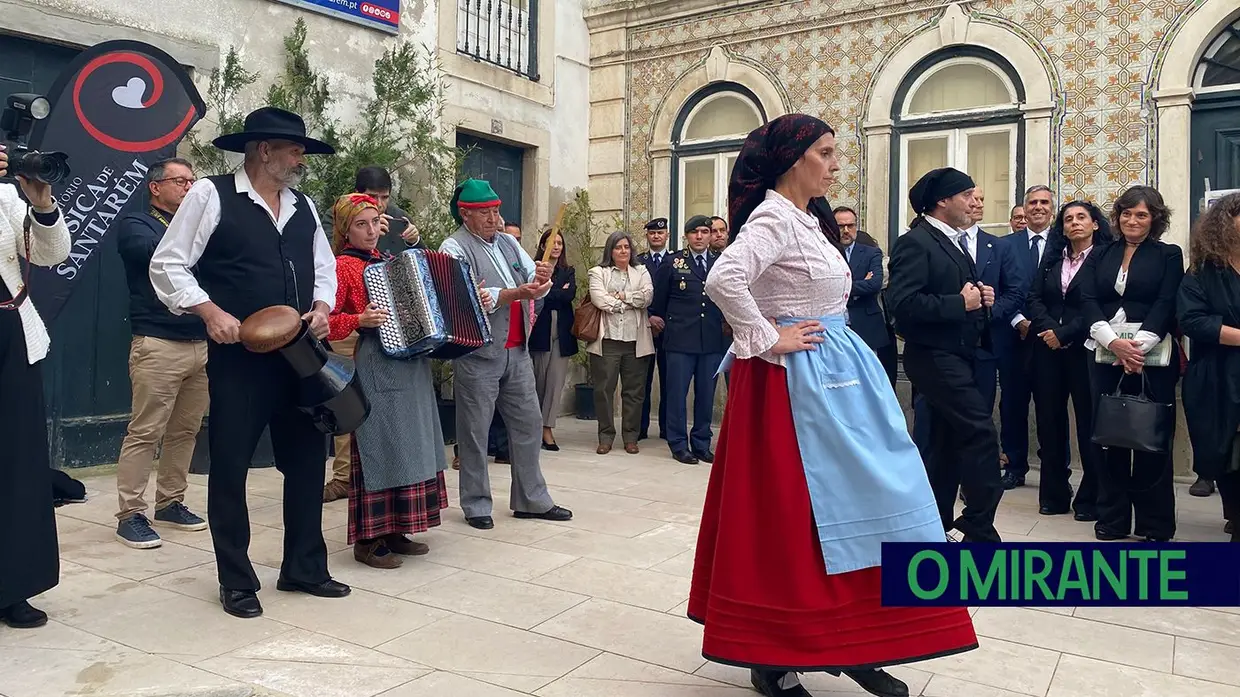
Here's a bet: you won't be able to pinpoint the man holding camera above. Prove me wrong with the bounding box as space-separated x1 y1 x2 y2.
0 143 71 629
113 157 211 549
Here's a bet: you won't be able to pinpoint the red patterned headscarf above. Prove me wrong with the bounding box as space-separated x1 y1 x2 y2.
727 114 841 249
331 193 381 254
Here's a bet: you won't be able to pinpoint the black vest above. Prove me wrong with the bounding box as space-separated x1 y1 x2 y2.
196 175 318 323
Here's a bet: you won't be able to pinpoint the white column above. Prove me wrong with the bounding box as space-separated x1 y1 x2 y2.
1021 103 1055 190
863 120 893 251
1153 88 1194 258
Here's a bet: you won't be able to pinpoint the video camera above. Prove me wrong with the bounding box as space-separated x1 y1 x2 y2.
1 93 71 185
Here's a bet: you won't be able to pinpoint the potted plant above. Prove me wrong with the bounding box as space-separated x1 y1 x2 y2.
559 189 620 420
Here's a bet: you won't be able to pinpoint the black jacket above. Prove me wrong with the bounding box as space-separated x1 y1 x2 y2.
530 265 578 356
845 242 889 352
115 210 207 341
650 249 727 355
1079 237 1184 338
1026 251 1092 348
887 216 987 356
1177 265 1240 479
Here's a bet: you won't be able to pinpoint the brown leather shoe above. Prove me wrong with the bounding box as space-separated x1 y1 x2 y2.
624 443 639 454
384 534 429 556
354 540 402 569
597 444 612 455
452 456 460 470
322 479 349 503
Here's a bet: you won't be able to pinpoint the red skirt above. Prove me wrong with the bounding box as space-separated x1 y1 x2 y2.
347 439 448 545
688 357 977 671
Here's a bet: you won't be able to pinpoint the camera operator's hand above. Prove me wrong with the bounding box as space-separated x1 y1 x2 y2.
0 145 55 211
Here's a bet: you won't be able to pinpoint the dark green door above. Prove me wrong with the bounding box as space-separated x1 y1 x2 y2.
1 33 137 468
1189 93 1240 226
456 133 524 229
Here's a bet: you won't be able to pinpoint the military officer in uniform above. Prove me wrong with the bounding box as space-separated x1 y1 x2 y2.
650 215 727 464
637 218 673 440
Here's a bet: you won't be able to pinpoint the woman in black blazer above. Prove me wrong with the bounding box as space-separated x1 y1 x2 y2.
1079 186 1184 542
1177 193 1240 543
530 228 578 450
1026 201 1112 520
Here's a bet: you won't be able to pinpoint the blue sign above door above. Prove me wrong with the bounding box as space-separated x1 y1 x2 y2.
270 0 401 34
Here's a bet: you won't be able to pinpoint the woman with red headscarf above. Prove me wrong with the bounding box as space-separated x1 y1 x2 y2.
327 193 451 568
692 115 977 697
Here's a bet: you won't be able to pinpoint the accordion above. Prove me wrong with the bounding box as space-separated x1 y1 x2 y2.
362 249 493 359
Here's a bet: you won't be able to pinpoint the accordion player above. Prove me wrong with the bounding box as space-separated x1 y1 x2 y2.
362 248 494 359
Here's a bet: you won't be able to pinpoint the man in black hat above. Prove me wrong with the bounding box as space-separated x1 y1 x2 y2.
150 106 350 618
636 217 672 439
887 167 1003 543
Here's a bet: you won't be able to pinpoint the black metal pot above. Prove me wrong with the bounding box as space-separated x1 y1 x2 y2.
278 321 371 436
574 383 596 420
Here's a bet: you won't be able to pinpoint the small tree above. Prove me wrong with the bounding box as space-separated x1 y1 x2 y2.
185 47 258 176
559 189 613 380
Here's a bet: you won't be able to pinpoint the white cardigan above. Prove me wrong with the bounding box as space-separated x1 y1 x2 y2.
0 184 71 364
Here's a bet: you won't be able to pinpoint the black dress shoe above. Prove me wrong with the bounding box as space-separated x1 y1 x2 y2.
466 516 495 530
693 450 715 463
275 578 351 598
514 505 573 522
828 668 909 697
1095 528 1128 541
1039 505 1070 516
750 669 811 696
219 588 263 619
672 451 699 465
1000 471 1025 490
1 600 49 628
541 442 560 452
1074 510 1098 522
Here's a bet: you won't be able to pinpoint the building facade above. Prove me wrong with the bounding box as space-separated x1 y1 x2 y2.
586 0 1240 252
1 0 590 466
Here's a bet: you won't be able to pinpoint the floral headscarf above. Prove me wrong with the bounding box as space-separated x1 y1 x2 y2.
331 193 381 254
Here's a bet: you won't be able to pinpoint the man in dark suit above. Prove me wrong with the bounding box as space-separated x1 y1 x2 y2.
888 167 1002 543
650 216 727 464
835 207 890 359
835 207 898 386
637 218 673 440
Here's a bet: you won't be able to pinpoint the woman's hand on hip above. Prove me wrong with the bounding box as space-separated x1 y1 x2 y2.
770 319 824 355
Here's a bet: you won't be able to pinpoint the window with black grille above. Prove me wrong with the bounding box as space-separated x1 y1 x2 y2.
456 0 540 80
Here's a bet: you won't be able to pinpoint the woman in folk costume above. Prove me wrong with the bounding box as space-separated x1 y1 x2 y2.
327 193 450 569
691 114 978 697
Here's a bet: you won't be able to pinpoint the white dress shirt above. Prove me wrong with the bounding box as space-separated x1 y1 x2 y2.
923 214 965 249
149 169 336 315
0 184 71 363
1011 227 1050 327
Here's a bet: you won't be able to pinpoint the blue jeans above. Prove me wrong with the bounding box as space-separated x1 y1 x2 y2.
665 351 723 455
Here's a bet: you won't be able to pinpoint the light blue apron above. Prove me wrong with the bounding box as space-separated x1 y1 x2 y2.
719 315 944 574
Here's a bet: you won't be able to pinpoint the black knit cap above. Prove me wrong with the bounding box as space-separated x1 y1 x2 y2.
909 167 976 215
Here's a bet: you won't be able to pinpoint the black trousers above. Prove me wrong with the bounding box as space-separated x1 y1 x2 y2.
1088 358 1178 540
206 344 328 591
1217 469 1240 530
877 324 899 388
640 345 668 438
903 344 1003 542
1031 343 1100 514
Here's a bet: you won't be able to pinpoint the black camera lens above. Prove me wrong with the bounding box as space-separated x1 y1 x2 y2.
14 149 70 185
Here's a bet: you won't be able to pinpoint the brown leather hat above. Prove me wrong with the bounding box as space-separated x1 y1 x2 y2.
239 305 302 353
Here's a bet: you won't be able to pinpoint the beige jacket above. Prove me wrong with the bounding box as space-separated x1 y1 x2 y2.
586 264 655 358
0 184 71 364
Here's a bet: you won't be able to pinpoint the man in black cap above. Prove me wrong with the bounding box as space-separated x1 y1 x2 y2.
887 167 1003 543
151 106 350 618
650 215 726 464
636 217 672 439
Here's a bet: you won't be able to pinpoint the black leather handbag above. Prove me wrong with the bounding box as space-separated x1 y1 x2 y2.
1092 372 1175 454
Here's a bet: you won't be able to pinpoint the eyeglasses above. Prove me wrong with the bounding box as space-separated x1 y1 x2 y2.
838 223 858 230
155 176 196 188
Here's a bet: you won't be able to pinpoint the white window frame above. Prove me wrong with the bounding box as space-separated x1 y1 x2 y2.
1192 19 1240 94
899 56 1019 121
678 152 736 223
678 92 764 147
897 123 1018 235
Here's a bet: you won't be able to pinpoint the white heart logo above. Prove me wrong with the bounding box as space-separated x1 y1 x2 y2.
111 77 148 110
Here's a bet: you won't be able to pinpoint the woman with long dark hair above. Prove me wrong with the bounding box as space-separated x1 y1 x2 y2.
1079 185 1184 541
1177 192 1240 543
530 228 577 450
1025 201 1112 520
692 114 976 697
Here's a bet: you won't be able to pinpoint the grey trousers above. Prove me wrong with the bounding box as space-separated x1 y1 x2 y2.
589 339 651 446
454 346 556 518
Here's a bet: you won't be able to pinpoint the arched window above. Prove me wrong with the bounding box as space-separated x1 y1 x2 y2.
1194 18 1240 91
892 50 1024 238
672 85 765 237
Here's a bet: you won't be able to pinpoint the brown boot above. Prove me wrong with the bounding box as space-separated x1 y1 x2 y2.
323 479 349 503
354 540 402 569
384 534 430 556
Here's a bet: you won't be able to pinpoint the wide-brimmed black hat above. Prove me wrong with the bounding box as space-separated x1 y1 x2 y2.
212 106 335 155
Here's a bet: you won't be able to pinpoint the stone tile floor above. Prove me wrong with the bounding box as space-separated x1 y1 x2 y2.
3 417 1238 697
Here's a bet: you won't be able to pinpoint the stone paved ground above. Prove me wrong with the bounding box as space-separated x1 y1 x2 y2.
2 418 1238 697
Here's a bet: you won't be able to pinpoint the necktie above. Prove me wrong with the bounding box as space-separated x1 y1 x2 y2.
695 255 706 277
1029 235 1042 270
655 253 662 265
958 232 970 260
846 246 852 263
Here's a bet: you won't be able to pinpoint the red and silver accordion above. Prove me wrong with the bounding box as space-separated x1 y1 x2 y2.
362 249 493 359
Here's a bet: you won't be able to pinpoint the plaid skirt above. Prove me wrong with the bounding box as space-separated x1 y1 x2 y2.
348 438 448 544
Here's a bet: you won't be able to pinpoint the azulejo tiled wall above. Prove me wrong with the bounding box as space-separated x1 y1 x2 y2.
621 0 1201 231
